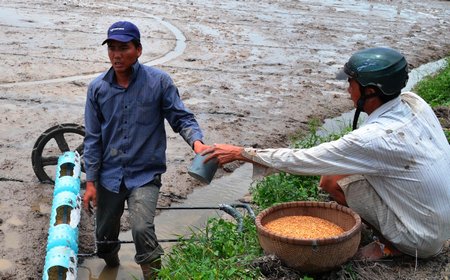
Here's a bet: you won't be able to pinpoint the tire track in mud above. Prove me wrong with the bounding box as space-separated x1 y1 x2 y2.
0 1 314 93
0 3 186 88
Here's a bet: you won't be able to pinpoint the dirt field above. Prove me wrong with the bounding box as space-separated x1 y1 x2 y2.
0 0 449 279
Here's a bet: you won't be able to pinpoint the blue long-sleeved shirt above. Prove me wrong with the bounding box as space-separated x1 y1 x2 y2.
84 61 203 192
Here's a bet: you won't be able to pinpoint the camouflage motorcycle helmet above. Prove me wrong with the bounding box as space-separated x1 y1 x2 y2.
342 47 409 95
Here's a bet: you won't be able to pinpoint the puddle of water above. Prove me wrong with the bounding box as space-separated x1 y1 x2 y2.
0 8 22 26
0 7 53 27
77 258 140 280
319 109 369 136
78 163 253 279
248 32 267 46
155 163 253 240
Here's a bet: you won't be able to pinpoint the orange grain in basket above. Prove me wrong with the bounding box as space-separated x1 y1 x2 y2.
264 215 344 239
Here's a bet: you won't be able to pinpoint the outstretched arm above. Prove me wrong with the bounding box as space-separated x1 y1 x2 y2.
201 144 252 166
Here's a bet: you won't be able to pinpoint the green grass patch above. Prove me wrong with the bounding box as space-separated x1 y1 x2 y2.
444 129 450 141
414 57 450 107
414 57 450 143
250 172 320 209
159 217 262 279
250 120 352 209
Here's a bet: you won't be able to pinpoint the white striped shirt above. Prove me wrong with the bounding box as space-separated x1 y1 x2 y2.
244 92 450 253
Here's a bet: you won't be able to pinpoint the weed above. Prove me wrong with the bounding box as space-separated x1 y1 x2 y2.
414 57 450 107
250 120 352 209
158 217 262 279
250 172 320 209
414 57 450 142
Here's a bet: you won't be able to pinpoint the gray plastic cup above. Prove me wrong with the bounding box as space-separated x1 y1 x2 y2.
188 153 219 184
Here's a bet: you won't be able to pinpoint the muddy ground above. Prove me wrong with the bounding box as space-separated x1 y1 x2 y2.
0 0 449 279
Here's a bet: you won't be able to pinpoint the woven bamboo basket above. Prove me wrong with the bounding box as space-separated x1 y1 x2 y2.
255 201 362 273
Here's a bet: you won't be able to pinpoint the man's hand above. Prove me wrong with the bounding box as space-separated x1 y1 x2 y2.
201 143 247 166
83 181 97 213
193 140 210 154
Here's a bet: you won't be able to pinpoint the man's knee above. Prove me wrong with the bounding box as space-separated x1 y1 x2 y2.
319 175 349 205
132 220 155 237
319 175 348 193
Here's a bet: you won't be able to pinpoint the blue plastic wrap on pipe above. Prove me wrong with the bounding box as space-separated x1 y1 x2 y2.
43 151 81 280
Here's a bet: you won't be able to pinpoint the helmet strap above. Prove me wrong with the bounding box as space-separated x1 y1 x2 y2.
352 104 363 130
352 85 380 130
352 84 366 130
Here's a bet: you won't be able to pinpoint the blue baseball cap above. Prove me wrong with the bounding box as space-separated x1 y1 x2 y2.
102 21 141 45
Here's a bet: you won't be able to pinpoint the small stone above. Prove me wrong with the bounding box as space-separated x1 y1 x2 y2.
0 259 15 274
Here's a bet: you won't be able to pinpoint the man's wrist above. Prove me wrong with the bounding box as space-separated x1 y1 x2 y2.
241 147 260 163
86 181 97 189
193 139 204 151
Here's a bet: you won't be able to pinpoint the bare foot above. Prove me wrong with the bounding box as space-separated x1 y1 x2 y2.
354 241 403 261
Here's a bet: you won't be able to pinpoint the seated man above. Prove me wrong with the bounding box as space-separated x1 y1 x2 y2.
203 47 450 260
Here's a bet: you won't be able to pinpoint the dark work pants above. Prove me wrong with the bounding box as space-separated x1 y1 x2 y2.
96 180 164 264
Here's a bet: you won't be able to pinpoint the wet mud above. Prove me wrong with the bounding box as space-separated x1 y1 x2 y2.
0 0 449 278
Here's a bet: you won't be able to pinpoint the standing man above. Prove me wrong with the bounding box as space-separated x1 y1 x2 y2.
83 21 208 279
203 47 450 261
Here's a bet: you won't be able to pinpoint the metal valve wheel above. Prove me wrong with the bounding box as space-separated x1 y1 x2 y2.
31 123 85 185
